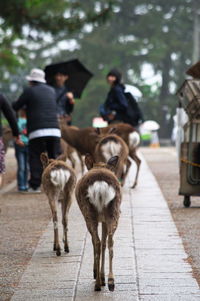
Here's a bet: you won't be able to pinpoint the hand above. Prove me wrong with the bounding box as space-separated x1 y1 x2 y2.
107 113 115 121
66 92 75 104
14 137 24 147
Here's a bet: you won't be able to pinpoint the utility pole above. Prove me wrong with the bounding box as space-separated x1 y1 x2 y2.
192 1 200 63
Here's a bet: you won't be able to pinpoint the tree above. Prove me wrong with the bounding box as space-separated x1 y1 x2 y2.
52 0 195 135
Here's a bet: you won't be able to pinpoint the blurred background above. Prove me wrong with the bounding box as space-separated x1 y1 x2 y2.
0 0 199 138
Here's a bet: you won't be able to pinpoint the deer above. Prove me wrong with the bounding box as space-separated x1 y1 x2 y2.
75 154 121 292
102 124 141 188
57 138 84 174
40 153 76 256
60 122 141 188
94 128 129 186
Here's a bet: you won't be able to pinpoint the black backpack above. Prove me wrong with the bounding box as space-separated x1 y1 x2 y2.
123 92 143 126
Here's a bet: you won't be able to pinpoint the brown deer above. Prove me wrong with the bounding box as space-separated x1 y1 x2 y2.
103 124 141 188
40 153 76 256
58 138 84 174
61 122 141 188
94 129 129 186
75 154 121 291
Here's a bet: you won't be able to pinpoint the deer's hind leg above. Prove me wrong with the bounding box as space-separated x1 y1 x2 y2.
100 222 107 286
48 197 61 256
61 190 73 253
87 223 101 291
129 149 141 189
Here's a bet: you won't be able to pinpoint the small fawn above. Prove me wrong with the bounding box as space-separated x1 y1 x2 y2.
40 153 76 256
75 154 121 291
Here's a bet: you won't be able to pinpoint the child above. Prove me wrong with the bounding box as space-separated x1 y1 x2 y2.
15 109 29 192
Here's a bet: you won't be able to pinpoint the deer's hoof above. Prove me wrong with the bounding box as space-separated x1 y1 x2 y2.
64 246 69 253
53 244 56 251
56 249 61 256
94 284 101 291
131 183 137 189
108 278 115 291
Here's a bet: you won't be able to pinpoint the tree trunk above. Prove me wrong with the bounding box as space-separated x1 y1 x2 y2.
159 54 172 138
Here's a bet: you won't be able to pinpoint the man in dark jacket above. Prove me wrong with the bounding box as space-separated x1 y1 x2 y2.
13 68 61 193
102 69 128 124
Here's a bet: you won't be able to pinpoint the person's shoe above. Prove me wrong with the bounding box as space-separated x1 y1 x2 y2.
18 188 28 193
27 187 41 193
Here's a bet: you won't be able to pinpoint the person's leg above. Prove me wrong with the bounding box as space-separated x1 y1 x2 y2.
46 137 61 159
24 146 29 189
15 144 26 191
0 138 5 187
28 138 46 189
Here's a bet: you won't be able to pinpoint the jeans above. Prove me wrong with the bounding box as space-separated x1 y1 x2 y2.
15 144 29 191
28 136 61 189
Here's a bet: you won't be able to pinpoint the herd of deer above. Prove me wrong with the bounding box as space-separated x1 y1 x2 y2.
4 121 141 292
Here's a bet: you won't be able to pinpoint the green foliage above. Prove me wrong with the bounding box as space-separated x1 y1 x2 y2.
0 0 198 137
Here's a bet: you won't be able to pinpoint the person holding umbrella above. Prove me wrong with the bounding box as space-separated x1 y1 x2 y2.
13 68 61 193
54 69 75 125
45 59 93 124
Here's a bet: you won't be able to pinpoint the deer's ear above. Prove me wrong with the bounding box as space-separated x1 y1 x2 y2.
85 153 94 170
40 152 49 168
107 156 119 170
108 127 117 134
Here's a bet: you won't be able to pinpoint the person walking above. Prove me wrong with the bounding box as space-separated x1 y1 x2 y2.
54 70 75 125
13 68 61 193
15 108 29 192
100 69 128 124
0 94 20 187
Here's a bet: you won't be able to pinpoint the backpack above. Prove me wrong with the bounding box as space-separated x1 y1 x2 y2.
123 92 143 126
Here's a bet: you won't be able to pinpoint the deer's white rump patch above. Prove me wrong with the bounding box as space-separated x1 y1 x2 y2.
50 169 70 190
101 141 121 162
129 132 140 148
87 181 116 212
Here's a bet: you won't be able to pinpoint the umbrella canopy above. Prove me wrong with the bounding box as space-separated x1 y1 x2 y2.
142 120 160 131
124 84 142 101
44 59 93 98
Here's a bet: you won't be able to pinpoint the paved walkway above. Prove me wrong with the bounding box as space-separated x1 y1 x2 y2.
11 155 200 301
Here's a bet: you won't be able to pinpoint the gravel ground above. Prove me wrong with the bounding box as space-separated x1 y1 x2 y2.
0 149 51 301
2 148 16 187
142 147 200 286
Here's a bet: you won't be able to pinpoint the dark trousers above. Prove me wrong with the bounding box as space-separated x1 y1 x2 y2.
28 136 61 189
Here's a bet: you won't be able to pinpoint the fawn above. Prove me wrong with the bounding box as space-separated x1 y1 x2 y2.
40 153 76 256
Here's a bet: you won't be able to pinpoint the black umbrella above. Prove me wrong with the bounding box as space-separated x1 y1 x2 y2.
44 59 93 98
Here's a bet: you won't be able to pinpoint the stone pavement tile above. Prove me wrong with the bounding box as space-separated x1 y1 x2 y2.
75 291 139 301
129 155 200 299
140 294 200 301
